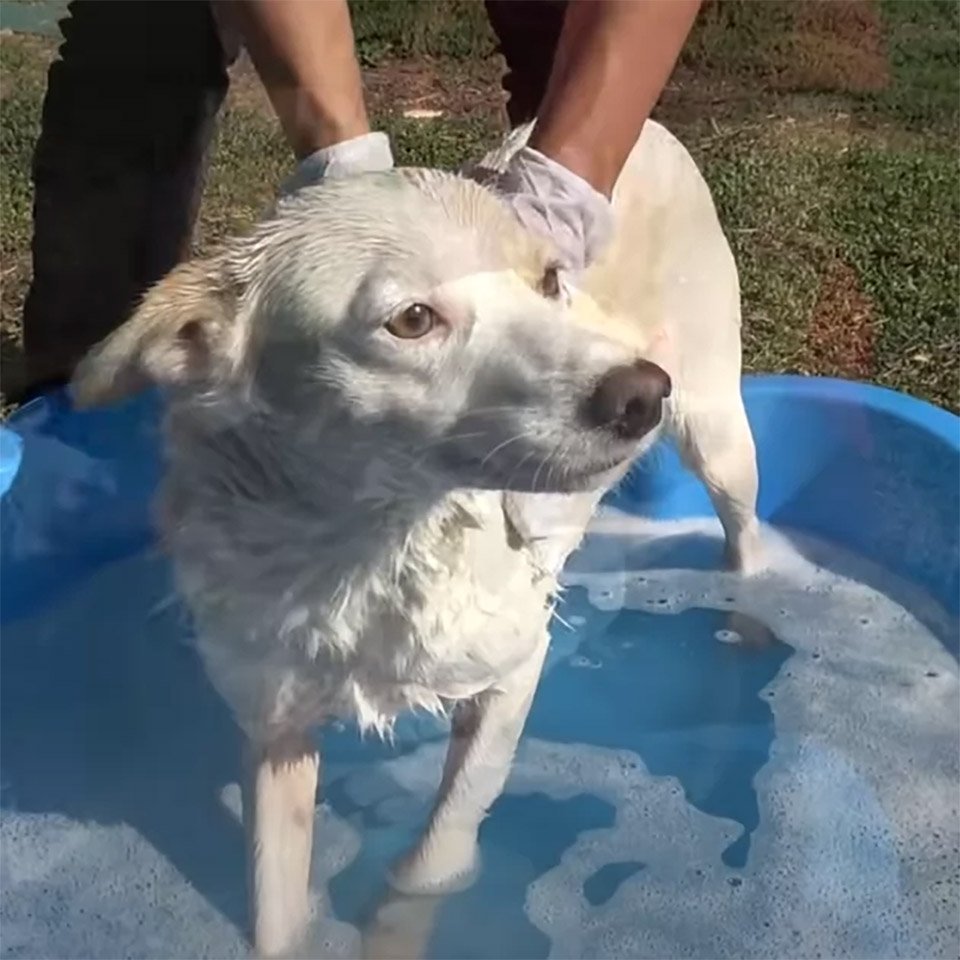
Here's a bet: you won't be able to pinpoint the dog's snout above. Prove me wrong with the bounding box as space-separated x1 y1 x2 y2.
585 360 672 439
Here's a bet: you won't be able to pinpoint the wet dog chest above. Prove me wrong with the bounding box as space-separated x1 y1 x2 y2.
353 542 552 695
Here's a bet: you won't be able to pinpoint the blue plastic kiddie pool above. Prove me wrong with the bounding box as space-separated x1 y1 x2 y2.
1 375 957 959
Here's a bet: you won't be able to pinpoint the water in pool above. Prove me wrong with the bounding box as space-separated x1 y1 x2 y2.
1 512 957 959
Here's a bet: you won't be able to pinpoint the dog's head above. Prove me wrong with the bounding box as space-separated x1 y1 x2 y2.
71 169 670 495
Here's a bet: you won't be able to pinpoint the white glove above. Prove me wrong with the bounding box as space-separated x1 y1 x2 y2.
493 146 615 274
279 131 394 196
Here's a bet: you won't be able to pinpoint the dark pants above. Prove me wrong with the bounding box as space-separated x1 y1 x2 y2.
20 0 568 395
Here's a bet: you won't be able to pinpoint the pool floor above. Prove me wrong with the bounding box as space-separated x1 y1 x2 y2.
1 515 957 959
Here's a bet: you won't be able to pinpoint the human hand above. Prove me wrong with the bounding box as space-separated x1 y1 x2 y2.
492 146 615 276
279 131 394 196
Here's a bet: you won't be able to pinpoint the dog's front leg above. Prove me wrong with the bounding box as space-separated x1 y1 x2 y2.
390 630 549 895
243 731 319 959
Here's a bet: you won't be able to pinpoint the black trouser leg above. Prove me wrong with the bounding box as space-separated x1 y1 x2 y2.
21 0 229 394
484 0 569 127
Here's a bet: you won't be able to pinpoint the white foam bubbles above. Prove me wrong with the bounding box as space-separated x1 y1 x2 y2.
334 727 946 958
1 511 956 958
550 510 959 958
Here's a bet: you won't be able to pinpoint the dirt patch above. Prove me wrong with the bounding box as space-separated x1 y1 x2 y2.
364 55 506 124
225 49 508 127
805 259 877 380
675 0 888 112
760 113 858 154
656 65 759 130
0 30 55 95
776 1 889 93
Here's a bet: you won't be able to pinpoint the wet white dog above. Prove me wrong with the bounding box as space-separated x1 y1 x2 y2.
71 119 760 958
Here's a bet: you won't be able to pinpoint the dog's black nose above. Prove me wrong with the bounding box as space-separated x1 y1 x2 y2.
585 360 672 439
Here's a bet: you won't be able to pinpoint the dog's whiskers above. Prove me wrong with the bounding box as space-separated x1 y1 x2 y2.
531 439 564 494
407 431 493 470
415 431 490 453
455 405 529 421
544 438 573 492
479 432 533 471
504 450 536 490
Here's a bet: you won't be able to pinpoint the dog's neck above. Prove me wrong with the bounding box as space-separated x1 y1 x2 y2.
158 402 516 675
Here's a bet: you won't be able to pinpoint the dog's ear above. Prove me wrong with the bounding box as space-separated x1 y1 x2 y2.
70 258 243 408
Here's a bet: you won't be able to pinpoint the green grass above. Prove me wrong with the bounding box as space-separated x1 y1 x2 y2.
0 38 46 258
198 0 960 405
835 145 959 401
864 0 960 132
696 130 959 407
349 0 495 65
0 90 39 261
1 0 958 411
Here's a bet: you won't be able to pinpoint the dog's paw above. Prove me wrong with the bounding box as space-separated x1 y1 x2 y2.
253 913 312 960
362 889 444 960
387 829 481 896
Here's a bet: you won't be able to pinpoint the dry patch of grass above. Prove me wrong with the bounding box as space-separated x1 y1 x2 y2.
805 259 877 381
225 49 507 128
684 0 888 93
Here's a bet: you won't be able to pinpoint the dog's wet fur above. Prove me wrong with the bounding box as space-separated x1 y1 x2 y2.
71 120 761 957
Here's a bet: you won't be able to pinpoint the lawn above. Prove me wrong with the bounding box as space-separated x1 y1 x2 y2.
1 0 957 411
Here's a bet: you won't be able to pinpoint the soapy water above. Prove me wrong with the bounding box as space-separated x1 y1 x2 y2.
1 511 957 959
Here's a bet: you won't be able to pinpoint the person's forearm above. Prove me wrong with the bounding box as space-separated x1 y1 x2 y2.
530 0 702 198
226 0 370 160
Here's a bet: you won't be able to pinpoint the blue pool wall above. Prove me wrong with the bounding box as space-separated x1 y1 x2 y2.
1 376 958 631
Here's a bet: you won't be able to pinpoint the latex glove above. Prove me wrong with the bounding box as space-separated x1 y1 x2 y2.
279 131 394 196
493 146 615 275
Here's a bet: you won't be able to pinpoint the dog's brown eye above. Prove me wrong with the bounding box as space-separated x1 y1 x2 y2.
541 266 561 299
385 303 438 339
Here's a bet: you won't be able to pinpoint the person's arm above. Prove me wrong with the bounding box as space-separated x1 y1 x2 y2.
530 0 702 198
226 0 370 161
